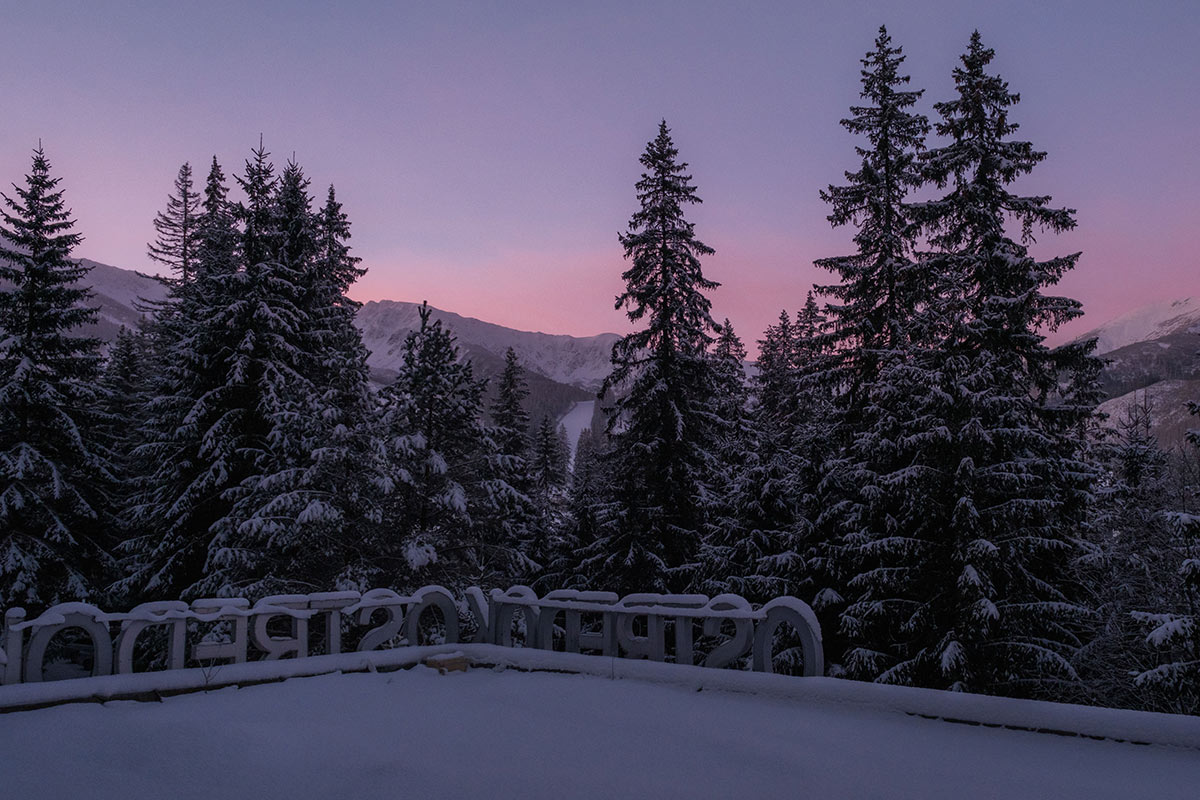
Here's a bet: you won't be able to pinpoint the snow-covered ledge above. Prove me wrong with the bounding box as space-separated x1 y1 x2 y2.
0 585 822 704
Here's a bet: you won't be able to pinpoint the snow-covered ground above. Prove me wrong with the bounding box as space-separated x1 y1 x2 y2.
3 664 1197 799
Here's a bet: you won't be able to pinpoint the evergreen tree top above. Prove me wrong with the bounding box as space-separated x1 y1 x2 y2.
315 185 365 295
843 26 926 156
236 142 280 268
1 145 84 263
920 31 1081 335
146 161 199 283
923 30 1074 248
275 158 315 270
0 145 97 356
610 120 719 388
814 27 929 362
713 318 747 364
203 156 229 211
492 347 531 457
623 120 711 245
0 145 109 607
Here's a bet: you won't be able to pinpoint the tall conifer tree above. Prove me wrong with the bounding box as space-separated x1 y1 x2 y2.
810 29 930 638
147 162 200 283
840 32 1101 693
479 347 536 581
293 183 389 591
0 146 114 606
201 150 334 596
491 348 532 476
120 157 243 599
815 27 929 384
584 121 721 594
378 304 504 590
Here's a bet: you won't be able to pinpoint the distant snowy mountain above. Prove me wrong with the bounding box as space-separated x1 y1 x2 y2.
357 300 618 392
1073 296 1200 446
66 259 609 427
1075 297 1200 356
68 260 1200 447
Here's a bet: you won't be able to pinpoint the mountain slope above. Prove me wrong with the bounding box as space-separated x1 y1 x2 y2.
1074 295 1200 446
357 300 618 392
1075 297 1200 356
79 259 169 341
49 260 606 426
1097 379 1200 449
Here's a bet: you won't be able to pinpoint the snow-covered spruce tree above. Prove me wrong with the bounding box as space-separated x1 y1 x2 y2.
582 121 722 595
539 424 609 591
714 302 825 608
224 161 390 595
291 183 390 592
378 303 507 590
117 157 234 599
199 153 358 597
814 27 929 385
147 162 201 284
529 415 570 494
119 156 250 599
476 347 536 583
121 148 317 598
840 31 1101 694
111 163 205 575
754 311 798 424
123 152 386 601
807 27 930 662
527 413 571 571
792 291 834 472
98 327 152 543
709 320 751 467
1068 396 1181 711
700 319 796 603
492 348 531 460
1130 395 1200 713
0 146 115 607
702 320 754 562
186 146 308 596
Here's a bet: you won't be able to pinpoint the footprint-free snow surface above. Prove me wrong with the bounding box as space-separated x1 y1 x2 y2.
2 666 1197 799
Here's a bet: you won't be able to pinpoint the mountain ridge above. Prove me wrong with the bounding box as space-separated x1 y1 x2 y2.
35 258 1200 446
1073 296 1200 356
54 259 610 429
1072 293 1200 446
356 299 618 392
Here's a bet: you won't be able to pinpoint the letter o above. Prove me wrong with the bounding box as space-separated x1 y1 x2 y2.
25 609 114 682
404 587 460 645
752 598 823 677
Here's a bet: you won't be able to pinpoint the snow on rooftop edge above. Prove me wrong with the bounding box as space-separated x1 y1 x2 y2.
4 643 1199 752
2 663 1198 800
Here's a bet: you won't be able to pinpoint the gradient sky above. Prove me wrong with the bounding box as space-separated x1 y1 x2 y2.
2 1 1197 346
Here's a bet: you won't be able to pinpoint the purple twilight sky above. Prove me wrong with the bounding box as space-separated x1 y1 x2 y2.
2 1 1197 346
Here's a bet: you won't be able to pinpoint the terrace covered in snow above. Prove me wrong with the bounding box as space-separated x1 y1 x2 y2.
3 649 1198 800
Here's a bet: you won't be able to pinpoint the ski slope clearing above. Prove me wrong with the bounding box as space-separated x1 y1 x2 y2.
558 398 597 464
2 665 1196 799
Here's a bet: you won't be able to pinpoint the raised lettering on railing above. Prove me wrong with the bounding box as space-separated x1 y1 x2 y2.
0 585 822 687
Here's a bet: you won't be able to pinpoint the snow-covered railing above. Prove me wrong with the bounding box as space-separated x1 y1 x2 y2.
0 585 822 691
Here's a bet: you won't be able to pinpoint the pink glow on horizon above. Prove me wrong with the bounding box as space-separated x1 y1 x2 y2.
2 2 1196 351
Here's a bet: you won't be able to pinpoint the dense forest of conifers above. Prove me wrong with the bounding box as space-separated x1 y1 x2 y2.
1 28 1197 714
